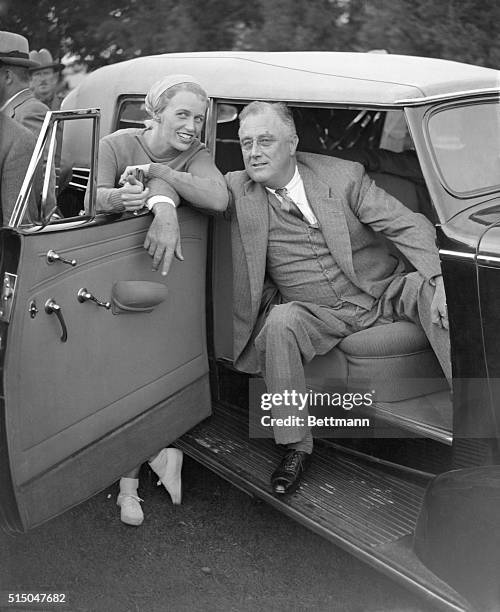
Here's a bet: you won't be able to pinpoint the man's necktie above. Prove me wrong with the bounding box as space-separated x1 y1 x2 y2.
274 188 304 220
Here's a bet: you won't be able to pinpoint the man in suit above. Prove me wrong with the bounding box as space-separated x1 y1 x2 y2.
0 32 57 221
225 101 450 494
0 114 36 225
0 32 48 136
29 49 65 111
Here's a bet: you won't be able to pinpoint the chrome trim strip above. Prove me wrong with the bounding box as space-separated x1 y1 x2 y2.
439 249 476 261
373 404 453 445
206 98 217 154
439 250 500 265
477 254 500 264
397 87 500 106
213 96 404 109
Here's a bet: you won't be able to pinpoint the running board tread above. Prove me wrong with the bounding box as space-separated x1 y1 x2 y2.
178 404 425 547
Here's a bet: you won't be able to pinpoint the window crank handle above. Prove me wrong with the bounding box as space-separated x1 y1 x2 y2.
46 249 77 267
77 288 111 310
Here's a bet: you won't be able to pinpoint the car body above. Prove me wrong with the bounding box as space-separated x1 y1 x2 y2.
1 52 500 611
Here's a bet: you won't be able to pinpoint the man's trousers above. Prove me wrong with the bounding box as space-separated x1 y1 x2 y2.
254 272 451 445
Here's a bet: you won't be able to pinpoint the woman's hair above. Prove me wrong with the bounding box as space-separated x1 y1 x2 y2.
145 77 208 124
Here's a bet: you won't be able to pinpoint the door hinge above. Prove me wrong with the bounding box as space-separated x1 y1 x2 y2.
0 272 18 323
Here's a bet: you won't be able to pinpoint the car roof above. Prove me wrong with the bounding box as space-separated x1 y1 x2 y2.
66 51 500 110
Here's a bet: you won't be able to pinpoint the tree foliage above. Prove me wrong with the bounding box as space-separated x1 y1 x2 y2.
0 0 498 69
237 0 347 52
355 0 500 67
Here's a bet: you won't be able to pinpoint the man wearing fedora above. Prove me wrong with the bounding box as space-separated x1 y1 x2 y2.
0 32 58 219
0 31 49 137
29 49 65 111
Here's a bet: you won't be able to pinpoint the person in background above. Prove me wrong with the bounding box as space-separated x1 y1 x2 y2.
29 48 67 192
96 74 227 526
0 113 36 225
0 31 47 136
29 48 65 111
0 31 55 222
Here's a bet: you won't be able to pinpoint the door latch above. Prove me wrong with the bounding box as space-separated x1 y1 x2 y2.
45 298 68 342
0 273 17 323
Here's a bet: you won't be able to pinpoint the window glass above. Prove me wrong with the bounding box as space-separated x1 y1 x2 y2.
116 98 148 130
428 101 500 196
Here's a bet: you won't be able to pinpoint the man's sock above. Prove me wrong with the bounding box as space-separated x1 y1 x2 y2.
287 429 313 454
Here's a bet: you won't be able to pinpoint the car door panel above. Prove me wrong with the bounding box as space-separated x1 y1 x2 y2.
1 208 211 531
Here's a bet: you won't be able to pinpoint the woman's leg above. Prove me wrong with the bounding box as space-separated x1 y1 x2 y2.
117 465 143 526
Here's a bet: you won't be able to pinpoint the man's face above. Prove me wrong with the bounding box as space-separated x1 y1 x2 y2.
30 68 58 99
238 110 298 188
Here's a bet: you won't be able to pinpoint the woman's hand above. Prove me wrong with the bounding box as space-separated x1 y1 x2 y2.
117 176 150 212
144 204 184 276
119 164 151 186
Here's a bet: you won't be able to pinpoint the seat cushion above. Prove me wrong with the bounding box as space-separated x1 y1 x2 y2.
308 321 447 402
339 320 431 356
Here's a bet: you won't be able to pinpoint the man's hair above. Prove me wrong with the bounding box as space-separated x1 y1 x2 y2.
5 65 30 85
239 101 297 138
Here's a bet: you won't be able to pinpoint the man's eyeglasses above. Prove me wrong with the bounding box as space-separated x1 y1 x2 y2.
240 136 277 151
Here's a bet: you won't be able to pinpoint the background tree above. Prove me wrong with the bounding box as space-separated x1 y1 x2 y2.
238 0 348 51
0 0 258 68
355 0 500 67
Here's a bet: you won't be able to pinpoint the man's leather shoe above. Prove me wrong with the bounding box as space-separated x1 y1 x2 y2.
271 449 311 494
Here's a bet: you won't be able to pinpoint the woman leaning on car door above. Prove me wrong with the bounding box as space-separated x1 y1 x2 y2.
96 74 228 526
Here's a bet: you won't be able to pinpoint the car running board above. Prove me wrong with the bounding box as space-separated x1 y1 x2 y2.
177 403 472 612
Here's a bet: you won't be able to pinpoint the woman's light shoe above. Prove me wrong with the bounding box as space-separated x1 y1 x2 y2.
117 493 144 526
149 448 183 505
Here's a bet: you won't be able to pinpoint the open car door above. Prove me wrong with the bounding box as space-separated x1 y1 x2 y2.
0 110 211 533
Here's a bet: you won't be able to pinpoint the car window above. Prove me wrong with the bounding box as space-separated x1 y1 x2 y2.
427 101 500 197
215 103 391 174
115 95 208 138
7 112 99 228
215 102 432 222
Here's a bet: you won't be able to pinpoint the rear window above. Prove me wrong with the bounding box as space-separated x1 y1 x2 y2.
427 101 500 197
115 97 147 130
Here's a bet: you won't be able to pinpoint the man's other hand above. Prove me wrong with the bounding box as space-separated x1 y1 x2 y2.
144 204 184 276
430 275 448 330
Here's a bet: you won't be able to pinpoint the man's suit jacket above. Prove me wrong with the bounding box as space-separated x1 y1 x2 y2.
3 89 49 137
3 90 57 218
225 151 442 374
0 114 36 225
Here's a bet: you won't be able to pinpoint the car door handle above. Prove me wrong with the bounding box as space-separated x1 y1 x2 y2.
45 298 68 342
46 249 77 267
